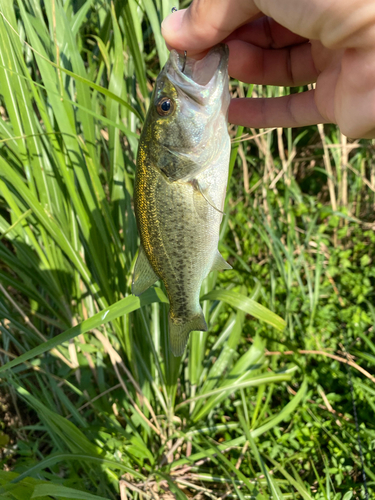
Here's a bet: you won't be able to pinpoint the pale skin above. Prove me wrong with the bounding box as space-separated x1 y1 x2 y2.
161 0 375 138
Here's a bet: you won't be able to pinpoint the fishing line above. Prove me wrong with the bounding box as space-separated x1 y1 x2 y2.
342 328 369 499
171 7 187 73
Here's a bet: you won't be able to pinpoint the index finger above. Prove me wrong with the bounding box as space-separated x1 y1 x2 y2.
161 0 261 56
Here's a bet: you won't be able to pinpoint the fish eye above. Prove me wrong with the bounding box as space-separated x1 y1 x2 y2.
157 97 174 116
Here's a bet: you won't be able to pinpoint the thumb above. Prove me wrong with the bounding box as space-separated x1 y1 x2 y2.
161 0 260 56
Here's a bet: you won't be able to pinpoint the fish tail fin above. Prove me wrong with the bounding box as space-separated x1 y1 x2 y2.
169 311 207 357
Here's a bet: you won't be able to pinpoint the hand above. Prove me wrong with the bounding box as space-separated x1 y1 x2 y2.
161 0 375 138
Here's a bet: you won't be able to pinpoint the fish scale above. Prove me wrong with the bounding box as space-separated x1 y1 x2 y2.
132 45 231 356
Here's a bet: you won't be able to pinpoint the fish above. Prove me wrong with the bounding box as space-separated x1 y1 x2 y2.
132 44 232 357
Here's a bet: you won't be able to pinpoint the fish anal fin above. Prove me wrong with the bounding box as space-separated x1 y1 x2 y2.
169 311 207 357
191 179 226 215
211 250 232 272
132 246 159 296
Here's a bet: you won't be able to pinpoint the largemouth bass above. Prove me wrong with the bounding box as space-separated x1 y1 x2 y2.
132 44 231 356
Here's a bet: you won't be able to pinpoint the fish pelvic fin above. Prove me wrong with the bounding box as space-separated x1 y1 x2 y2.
169 311 207 357
210 250 232 272
132 245 159 296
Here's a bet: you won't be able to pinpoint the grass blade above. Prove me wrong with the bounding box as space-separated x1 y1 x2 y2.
202 289 286 331
0 288 168 374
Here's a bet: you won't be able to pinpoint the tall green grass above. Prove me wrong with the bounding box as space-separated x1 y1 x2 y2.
0 1 374 499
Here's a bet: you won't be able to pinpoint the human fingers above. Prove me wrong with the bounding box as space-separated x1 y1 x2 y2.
227 40 318 86
228 91 329 129
225 16 307 49
332 48 375 138
163 0 375 57
254 0 375 50
161 0 261 56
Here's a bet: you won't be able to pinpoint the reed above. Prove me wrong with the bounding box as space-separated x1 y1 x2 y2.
0 1 374 498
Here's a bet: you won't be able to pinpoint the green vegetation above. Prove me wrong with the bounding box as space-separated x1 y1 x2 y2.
0 0 374 498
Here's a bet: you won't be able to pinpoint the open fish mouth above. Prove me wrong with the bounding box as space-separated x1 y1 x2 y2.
167 44 229 90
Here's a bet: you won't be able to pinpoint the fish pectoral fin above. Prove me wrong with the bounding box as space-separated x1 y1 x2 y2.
165 149 204 181
169 311 207 357
211 250 232 272
191 179 226 215
132 246 159 296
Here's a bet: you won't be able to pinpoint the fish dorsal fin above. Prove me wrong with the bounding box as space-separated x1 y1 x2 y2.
191 179 226 215
211 250 232 272
132 245 159 296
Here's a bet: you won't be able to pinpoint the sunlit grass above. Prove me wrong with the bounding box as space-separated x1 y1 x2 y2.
0 1 374 499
